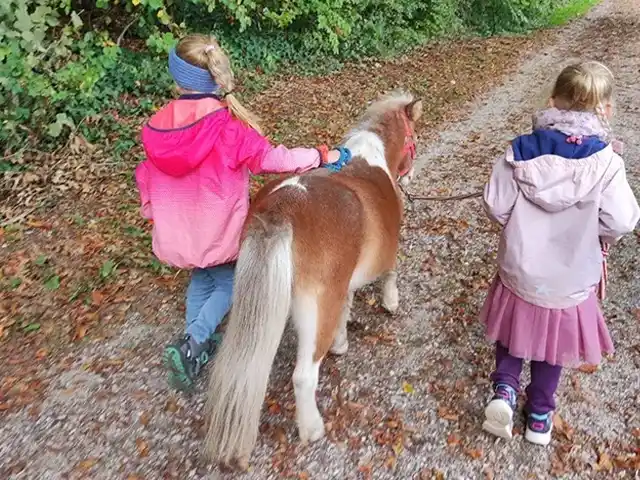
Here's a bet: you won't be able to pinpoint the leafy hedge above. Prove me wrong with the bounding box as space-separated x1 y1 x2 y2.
0 0 597 156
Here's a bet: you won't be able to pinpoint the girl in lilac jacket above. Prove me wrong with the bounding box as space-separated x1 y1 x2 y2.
480 61 639 445
135 34 342 391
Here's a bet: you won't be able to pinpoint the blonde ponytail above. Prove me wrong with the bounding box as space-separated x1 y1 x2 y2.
218 92 263 135
175 34 263 134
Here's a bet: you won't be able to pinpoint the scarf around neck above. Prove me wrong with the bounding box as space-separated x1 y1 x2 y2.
532 108 609 141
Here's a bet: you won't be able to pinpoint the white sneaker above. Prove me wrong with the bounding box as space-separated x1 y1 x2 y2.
525 412 553 446
482 384 517 440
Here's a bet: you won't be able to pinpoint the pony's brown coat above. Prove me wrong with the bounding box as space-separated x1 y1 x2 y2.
205 92 422 466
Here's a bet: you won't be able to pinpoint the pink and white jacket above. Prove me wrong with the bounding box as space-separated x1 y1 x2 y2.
484 109 640 308
135 94 321 269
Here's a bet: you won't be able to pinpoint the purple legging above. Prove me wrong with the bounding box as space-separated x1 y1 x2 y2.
491 343 562 414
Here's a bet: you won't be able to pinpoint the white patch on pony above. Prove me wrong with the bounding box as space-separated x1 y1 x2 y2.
272 176 306 194
291 292 325 444
343 131 391 180
349 239 379 291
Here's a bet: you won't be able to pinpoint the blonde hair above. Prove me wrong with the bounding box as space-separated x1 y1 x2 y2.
551 61 615 138
176 34 262 134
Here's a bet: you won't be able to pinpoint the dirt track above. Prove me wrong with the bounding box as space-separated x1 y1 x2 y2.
1 0 639 478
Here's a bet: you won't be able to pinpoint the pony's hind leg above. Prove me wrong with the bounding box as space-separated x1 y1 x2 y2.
291 291 325 444
330 291 353 356
382 270 399 313
291 285 349 444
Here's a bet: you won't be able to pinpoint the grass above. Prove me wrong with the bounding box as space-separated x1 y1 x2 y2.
549 0 601 26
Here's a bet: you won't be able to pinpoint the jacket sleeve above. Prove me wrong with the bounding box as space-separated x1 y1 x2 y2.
599 157 640 243
134 162 153 220
234 123 321 175
483 153 519 225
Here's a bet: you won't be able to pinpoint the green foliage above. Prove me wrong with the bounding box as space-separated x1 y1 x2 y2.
548 0 600 26
0 0 598 155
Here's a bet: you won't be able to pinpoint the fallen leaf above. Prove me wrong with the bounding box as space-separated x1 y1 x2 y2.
552 413 574 441
8 461 26 475
76 458 99 471
631 427 640 438
268 401 281 415
126 475 144 480
100 259 116 279
366 296 376 306
357 464 372 480
44 275 60 291
613 453 640 470
446 433 461 446
35 348 48 360
392 439 403 456
384 454 397 470
91 290 106 306
26 220 52 230
165 397 179 413
135 438 150 457
139 411 151 426
298 472 309 480
594 452 613 472
578 364 598 374
437 406 459 421
465 448 483 460
419 468 445 480
132 390 148 401
402 381 415 394
272 426 287 445
73 324 87 342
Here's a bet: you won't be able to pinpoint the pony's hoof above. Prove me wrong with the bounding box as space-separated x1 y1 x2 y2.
382 283 399 313
382 300 399 314
382 293 399 313
330 339 348 356
235 456 250 472
298 416 325 444
219 454 250 472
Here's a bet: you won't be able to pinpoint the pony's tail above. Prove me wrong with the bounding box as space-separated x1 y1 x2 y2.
204 224 293 466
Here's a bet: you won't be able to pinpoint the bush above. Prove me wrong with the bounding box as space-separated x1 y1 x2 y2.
0 0 594 156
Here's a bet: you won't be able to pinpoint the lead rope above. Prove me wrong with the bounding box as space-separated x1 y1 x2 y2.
398 182 483 203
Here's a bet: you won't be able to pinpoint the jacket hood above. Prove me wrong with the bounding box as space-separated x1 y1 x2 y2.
508 130 614 213
141 95 228 177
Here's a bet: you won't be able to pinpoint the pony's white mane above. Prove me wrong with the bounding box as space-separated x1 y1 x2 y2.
343 90 414 141
361 90 414 125
341 91 413 180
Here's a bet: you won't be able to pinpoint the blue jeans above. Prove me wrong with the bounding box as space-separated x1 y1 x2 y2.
185 263 235 344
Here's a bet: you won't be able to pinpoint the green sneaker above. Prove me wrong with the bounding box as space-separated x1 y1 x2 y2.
162 333 221 391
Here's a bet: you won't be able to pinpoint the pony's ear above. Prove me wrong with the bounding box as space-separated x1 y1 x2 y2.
406 99 423 121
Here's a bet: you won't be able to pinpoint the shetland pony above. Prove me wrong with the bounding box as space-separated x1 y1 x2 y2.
205 91 422 467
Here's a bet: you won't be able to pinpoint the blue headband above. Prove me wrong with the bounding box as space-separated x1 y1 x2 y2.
168 48 219 93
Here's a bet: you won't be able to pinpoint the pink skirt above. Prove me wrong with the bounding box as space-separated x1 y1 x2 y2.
480 276 614 367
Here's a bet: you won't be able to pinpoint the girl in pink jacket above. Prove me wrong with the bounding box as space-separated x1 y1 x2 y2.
481 61 639 445
135 34 343 391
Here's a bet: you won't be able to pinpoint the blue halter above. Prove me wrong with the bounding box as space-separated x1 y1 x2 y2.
323 147 352 172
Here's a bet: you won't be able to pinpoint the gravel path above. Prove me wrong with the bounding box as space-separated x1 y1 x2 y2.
2 1 639 478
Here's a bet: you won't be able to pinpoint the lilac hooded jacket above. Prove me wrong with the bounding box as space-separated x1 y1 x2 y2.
484 127 639 308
